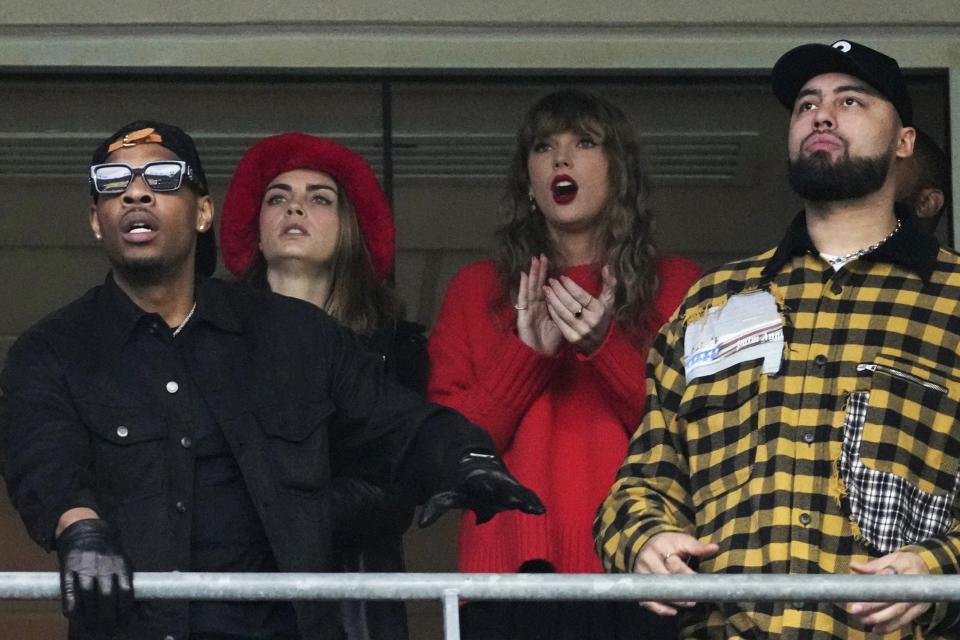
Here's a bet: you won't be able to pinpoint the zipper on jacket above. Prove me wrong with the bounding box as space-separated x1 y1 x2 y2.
857 363 948 394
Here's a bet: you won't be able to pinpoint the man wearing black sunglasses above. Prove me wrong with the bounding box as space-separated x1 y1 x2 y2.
0 120 544 640
87 123 219 280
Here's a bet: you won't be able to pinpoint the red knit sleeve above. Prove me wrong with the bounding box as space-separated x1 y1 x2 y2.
427 262 559 452
577 255 701 432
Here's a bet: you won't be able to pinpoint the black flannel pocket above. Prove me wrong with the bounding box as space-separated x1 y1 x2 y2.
259 400 334 495
78 402 167 501
840 354 960 552
678 359 763 507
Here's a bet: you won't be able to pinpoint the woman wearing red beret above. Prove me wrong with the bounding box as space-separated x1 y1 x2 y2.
428 90 702 639
220 133 420 640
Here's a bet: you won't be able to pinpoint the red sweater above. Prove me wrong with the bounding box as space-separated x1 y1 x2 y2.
428 256 701 573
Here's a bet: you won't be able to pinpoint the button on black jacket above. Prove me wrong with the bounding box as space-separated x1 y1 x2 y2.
0 276 493 640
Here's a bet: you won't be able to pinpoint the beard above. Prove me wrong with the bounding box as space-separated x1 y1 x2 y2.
788 146 893 203
109 255 179 286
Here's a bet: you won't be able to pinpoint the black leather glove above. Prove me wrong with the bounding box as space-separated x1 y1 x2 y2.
419 451 545 527
55 518 134 634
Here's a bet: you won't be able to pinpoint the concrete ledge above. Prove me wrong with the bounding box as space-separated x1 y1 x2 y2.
0 23 958 70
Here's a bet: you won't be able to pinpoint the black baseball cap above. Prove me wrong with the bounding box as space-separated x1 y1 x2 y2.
772 39 913 126
91 120 217 277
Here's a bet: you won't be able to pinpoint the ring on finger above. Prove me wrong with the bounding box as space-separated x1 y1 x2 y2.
514 304 528 311
663 552 675 563
574 303 584 318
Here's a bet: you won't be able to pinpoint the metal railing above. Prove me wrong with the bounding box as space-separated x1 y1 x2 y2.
1 572 958 640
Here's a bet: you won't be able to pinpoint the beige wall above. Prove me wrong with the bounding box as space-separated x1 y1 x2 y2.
0 2 959 70
7 0 960 23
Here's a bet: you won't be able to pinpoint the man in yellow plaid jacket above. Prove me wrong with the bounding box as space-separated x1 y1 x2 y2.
595 39 960 639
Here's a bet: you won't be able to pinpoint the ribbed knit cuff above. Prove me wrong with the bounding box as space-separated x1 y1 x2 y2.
475 332 560 413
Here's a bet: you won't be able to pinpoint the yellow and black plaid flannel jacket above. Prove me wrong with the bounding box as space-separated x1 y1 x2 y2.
595 211 960 639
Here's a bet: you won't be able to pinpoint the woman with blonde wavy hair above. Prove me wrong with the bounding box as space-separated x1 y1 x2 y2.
428 89 701 638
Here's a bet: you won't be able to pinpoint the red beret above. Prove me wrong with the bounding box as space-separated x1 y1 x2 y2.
220 132 395 281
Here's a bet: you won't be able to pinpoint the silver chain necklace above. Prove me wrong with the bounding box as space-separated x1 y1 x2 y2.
823 218 901 267
171 301 197 337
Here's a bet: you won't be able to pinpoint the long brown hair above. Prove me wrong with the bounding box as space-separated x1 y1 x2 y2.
495 88 659 339
242 184 401 334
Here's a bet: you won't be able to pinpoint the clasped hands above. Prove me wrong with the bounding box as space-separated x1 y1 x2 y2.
516 255 616 356
635 531 931 633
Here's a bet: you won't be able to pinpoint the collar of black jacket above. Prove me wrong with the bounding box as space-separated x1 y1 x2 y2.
761 205 939 281
101 274 244 346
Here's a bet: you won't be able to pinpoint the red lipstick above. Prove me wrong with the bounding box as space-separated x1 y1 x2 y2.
551 174 578 204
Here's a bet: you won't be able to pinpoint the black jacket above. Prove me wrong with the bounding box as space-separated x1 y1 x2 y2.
0 276 492 640
332 320 428 640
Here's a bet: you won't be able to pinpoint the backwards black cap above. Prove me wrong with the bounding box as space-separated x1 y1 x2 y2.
772 39 913 126
91 120 216 277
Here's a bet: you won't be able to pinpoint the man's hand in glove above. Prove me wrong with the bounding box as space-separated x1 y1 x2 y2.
56 518 134 633
419 451 545 527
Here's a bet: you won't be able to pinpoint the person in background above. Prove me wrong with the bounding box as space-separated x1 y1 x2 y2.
895 127 950 234
220 132 425 640
428 89 701 639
